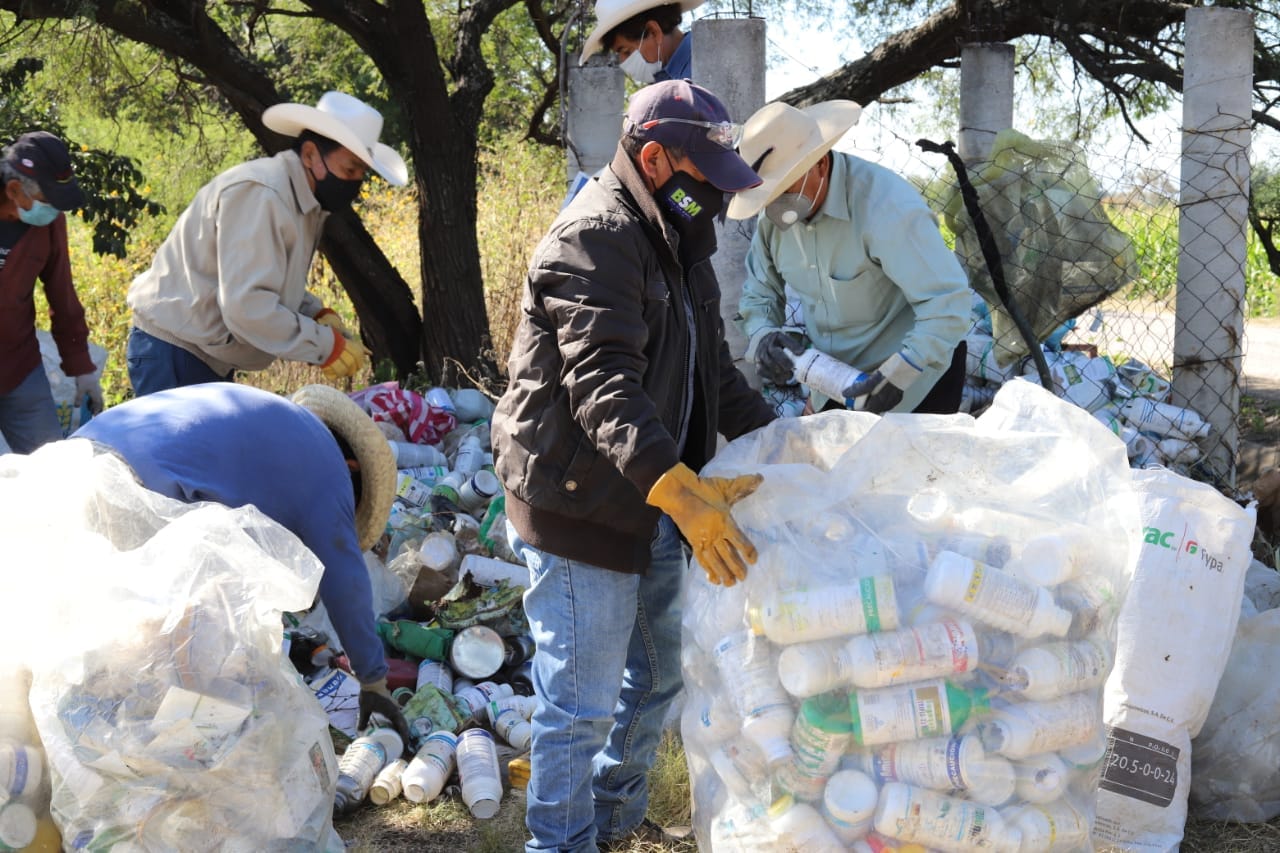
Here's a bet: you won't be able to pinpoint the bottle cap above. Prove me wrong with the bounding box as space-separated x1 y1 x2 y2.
766 794 796 820
449 625 506 679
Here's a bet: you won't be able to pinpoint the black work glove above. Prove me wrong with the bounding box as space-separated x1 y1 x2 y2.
756 331 806 386
842 352 924 414
358 677 414 757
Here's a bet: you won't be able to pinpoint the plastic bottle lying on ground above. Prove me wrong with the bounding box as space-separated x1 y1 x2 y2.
334 727 404 814
403 730 458 804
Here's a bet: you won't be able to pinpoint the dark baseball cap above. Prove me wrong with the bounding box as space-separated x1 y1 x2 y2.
624 80 762 193
4 131 85 211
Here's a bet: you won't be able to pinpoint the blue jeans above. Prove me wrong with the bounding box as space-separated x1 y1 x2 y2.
0 364 64 453
126 326 231 397
514 515 686 853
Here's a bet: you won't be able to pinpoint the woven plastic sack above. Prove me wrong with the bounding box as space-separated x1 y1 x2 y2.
681 380 1139 851
942 130 1139 366
0 439 343 851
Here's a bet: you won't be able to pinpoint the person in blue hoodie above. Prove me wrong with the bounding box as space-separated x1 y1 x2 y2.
74 382 412 751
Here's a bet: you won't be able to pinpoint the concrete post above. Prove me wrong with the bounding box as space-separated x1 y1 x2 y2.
1175 7 1253 487
958 43 1015 163
565 60 625 186
693 17 767 387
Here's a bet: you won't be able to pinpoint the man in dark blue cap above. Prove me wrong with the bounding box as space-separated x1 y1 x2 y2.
0 131 101 454
492 79 777 851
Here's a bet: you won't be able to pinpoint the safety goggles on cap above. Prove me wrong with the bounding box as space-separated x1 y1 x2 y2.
639 117 744 150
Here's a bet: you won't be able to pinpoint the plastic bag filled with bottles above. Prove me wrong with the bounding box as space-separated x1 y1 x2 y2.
681 380 1139 852
0 439 343 852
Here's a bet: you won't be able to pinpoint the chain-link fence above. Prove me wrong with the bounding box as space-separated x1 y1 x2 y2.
832 102 1260 490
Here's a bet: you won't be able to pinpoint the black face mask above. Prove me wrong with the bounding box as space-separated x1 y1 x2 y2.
656 167 723 265
310 156 363 211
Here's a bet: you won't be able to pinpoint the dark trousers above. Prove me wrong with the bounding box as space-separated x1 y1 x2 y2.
821 340 968 415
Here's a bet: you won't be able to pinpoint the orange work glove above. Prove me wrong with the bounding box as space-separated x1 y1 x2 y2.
321 327 369 380
314 307 352 337
646 462 763 587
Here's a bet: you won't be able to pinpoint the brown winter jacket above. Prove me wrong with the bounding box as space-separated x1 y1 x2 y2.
492 145 776 574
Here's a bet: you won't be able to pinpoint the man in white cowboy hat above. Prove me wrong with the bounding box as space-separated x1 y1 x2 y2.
125 91 408 397
731 100 970 415
73 382 413 750
492 79 775 852
580 0 703 85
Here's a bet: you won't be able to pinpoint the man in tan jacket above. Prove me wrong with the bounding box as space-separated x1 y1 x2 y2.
126 91 407 396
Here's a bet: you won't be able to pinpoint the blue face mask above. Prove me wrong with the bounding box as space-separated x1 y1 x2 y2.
17 198 59 227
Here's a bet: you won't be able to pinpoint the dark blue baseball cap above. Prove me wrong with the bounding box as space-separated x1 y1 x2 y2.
624 80 763 193
4 131 85 211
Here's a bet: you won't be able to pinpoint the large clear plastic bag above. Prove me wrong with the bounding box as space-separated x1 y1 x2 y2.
0 439 342 851
681 380 1139 851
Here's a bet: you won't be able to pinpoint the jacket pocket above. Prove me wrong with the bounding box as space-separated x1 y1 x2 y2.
558 432 597 499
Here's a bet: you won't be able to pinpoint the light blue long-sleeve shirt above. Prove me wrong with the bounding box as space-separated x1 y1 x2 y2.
739 151 970 411
74 384 387 684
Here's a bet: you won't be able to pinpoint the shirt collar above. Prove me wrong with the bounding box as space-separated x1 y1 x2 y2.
813 150 851 223
282 149 323 216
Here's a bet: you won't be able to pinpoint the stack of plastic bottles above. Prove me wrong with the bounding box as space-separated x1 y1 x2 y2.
680 382 1138 852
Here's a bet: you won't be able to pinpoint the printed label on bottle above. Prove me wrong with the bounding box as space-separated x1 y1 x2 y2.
964 564 1038 630
856 681 953 746
871 736 966 790
867 621 972 684
713 632 789 720
881 785 995 847
1006 693 1099 755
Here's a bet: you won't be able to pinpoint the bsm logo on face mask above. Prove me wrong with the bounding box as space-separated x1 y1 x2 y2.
668 187 702 220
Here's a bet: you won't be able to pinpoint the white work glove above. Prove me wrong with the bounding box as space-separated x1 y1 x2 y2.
74 374 104 415
842 352 923 414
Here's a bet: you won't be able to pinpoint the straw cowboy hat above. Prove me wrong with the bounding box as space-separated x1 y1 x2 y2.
580 0 705 65
291 384 396 552
263 91 408 186
726 100 862 220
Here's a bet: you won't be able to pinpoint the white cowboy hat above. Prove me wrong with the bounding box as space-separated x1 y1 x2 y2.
263 91 408 186
726 100 862 220
579 0 705 65
291 384 396 552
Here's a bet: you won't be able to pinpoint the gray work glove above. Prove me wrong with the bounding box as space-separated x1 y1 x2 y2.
842 352 924 414
756 331 805 386
358 677 414 757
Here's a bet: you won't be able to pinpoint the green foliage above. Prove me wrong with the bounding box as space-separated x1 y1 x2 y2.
1111 202 1279 318
0 56 163 258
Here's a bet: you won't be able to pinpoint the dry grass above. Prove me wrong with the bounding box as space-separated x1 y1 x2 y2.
331 725 1280 852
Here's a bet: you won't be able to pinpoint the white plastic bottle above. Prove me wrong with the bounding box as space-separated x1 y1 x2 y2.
0 741 44 801
708 739 768 801
775 693 854 802
1004 638 1112 701
452 434 487 478
860 733 1013 806
1054 574 1119 640
0 801 37 851
981 693 1101 759
712 630 795 764
750 577 900 644
0 666 35 742
454 681 514 716
924 551 1071 639
1005 798 1091 851
369 758 409 805
845 619 981 689
417 658 454 694
456 728 503 819
779 620 981 697
487 704 532 750
873 783 1021 852
490 694 538 721
681 698 739 747
389 440 449 469
334 727 404 814
768 795 845 851
1012 752 1069 804
820 770 878 844
403 730 459 803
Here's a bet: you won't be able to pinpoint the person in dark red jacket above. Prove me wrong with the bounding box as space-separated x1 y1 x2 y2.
0 131 102 453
